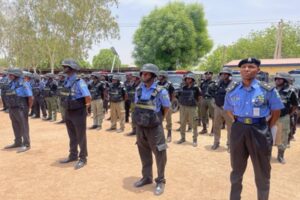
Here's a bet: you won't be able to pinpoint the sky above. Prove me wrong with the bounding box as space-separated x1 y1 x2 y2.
88 0 300 65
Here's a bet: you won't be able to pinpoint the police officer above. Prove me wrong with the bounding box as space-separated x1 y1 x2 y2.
124 72 132 123
157 70 175 142
126 72 141 136
0 71 10 112
287 76 299 145
43 73 58 121
31 73 47 119
224 58 284 200
199 71 215 135
59 59 91 170
132 64 170 196
99 72 110 113
56 72 67 123
177 73 201 147
274 72 298 164
89 72 106 130
106 74 127 133
4 68 33 153
23 72 35 116
210 67 233 150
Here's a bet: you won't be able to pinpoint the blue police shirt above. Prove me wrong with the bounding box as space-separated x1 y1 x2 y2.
224 79 284 118
10 78 33 97
134 82 171 113
64 74 90 100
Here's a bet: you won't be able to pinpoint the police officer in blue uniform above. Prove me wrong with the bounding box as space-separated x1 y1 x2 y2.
224 58 284 200
59 59 91 170
132 64 170 196
4 68 33 153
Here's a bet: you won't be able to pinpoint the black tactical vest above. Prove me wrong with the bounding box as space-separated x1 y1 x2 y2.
132 86 162 128
278 86 293 117
90 81 104 100
60 79 85 110
214 80 231 107
178 86 197 106
5 81 28 108
109 84 124 102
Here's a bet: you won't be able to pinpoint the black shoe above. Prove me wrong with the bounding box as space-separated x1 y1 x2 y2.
4 143 23 149
186 127 192 132
199 129 207 134
177 138 186 144
211 143 220 150
17 146 31 153
154 183 165 196
175 127 181 132
74 159 87 170
31 116 40 119
43 117 51 121
89 125 98 130
134 178 153 188
59 157 78 164
126 131 136 136
106 127 116 131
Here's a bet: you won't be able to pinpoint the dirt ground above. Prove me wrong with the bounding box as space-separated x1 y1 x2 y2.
0 110 300 200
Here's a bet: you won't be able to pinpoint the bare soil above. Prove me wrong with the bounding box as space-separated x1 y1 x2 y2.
0 111 299 200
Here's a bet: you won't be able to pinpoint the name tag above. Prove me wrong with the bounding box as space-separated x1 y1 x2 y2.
253 107 260 117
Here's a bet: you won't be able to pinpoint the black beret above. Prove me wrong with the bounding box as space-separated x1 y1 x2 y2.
238 57 261 67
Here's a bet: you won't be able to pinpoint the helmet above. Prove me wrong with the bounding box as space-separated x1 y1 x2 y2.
45 73 55 79
61 59 80 71
33 73 41 80
112 74 121 81
219 67 232 76
91 72 101 79
274 72 291 82
184 73 195 81
23 71 33 78
140 63 159 77
58 71 66 77
7 68 23 77
158 70 168 78
131 72 140 79
204 70 213 75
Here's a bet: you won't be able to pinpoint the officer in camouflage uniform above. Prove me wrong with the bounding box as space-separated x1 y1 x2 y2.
89 72 106 130
132 64 170 196
157 70 175 142
126 72 141 136
199 71 215 135
274 72 298 164
31 73 47 119
124 72 132 123
43 73 58 121
4 68 33 153
0 71 10 112
56 72 67 123
210 67 233 150
106 74 127 133
59 59 91 170
177 73 201 147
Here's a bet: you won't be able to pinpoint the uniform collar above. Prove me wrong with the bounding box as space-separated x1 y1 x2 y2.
238 79 259 90
142 81 157 89
67 73 77 82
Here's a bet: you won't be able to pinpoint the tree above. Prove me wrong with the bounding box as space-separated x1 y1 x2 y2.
0 0 119 72
200 22 300 73
133 2 212 70
92 49 121 70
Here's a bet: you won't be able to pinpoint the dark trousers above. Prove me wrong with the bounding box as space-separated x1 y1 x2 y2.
33 96 47 117
65 107 88 160
230 121 272 200
1 94 8 109
9 106 30 146
136 124 167 184
125 100 131 122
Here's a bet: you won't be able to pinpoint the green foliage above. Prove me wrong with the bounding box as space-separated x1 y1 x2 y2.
200 22 300 73
78 60 92 69
92 49 121 70
133 2 212 70
0 0 119 72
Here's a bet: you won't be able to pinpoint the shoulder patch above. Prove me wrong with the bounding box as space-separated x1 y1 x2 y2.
226 81 240 92
258 81 274 91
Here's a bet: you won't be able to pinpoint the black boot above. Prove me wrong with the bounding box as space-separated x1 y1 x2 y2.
127 128 136 136
167 130 172 143
277 149 286 164
199 124 207 134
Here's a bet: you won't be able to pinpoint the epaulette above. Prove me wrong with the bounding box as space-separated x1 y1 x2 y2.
258 81 274 91
226 81 240 92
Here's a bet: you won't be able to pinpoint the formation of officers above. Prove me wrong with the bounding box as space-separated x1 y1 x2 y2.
0 57 299 198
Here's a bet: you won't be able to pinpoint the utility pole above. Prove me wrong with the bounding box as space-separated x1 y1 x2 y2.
110 47 119 73
274 19 284 59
